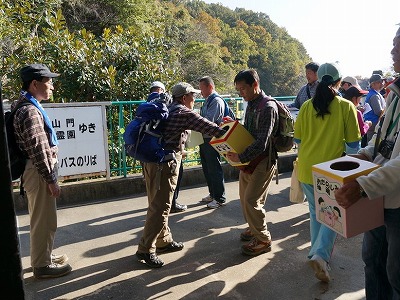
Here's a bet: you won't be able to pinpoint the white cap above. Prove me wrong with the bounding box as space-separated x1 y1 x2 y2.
342 76 359 87
150 81 165 92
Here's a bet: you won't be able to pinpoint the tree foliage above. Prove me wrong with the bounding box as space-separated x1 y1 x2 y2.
0 0 312 102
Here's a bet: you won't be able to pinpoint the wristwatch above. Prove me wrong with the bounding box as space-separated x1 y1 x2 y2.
359 185 368 198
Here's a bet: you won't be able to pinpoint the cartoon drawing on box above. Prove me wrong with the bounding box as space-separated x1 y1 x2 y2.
324 206 335 227
315 177 340 199
318 198 326 221
316 178 322 191
332 206 343 234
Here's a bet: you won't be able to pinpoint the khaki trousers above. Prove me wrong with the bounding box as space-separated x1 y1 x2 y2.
239 157 276 242
23 159 57 268
138 154 181 253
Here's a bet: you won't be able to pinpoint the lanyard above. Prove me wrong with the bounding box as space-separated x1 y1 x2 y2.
386 96 400 138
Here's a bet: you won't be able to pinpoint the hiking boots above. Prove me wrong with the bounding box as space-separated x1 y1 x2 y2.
157 241 185 253
33 263 72 279
240 228 254 241
136 251 164 268
242 237 272 256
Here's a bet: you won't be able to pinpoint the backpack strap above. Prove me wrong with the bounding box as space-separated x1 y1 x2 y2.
306 84 311 99
206 93 231 118
255 95 277 130
254 95 279 182
9 101 32 116
7 101 32 155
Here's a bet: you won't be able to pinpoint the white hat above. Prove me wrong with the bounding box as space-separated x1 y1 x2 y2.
342 76 359 87
150 81 165 92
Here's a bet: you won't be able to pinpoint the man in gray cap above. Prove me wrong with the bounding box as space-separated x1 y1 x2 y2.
12 64 72 278
136 82 226 268
363 73 386 144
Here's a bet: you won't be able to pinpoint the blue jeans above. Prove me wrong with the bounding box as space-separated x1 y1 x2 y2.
199 139 226 203
301 183 337 262
345 142 361 155
362 208 400 300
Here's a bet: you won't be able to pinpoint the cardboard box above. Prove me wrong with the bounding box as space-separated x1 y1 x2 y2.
209 120 254 166
312 156 384 238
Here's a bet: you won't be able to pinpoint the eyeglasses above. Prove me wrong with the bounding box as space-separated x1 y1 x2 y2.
43 80 54 86
341 82 350 86
36 79 54 86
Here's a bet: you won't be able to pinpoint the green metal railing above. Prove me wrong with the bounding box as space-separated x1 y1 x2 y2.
107 96 296 177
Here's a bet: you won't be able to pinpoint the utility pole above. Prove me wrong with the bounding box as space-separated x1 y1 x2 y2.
0 80 25 298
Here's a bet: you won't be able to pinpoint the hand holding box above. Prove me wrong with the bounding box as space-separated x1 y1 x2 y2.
312 156 383 238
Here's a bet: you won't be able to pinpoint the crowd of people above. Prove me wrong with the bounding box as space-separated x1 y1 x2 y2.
9 23 400 300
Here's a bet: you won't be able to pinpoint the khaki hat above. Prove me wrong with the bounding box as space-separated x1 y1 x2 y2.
171 82 200 97
342 76 359 86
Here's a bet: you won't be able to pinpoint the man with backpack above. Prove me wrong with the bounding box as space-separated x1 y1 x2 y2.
146 81 186 213
136 82 226 268
226 69 279 256
12 64 72 278
198 76 228 209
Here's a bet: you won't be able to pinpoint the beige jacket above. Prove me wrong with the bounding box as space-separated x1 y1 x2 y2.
358 79 400 209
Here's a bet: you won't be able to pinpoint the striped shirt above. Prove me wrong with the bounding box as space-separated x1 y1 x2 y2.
162 103 225 151
12 94 58 184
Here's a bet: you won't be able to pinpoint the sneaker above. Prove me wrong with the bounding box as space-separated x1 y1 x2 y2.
200 195 214 203
51 253 68 265
241 237 272 256
157 241 185 253
33 263 72 279
136 251 164 268
308 254 331 283
240 228 254 241
207 199 226 209
170 203 187 213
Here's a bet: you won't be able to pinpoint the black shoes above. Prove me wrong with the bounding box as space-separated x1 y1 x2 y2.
33 262 72 279
170 203 187 213
136 251 164 268
136 241 184 268
157 241 185 253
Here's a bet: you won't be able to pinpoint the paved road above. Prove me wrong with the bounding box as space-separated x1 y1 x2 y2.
18 172 366 300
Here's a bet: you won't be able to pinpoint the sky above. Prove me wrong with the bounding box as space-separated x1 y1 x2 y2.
203 0 399 78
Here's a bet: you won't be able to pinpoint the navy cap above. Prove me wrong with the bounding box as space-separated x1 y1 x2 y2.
20 64 59 82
